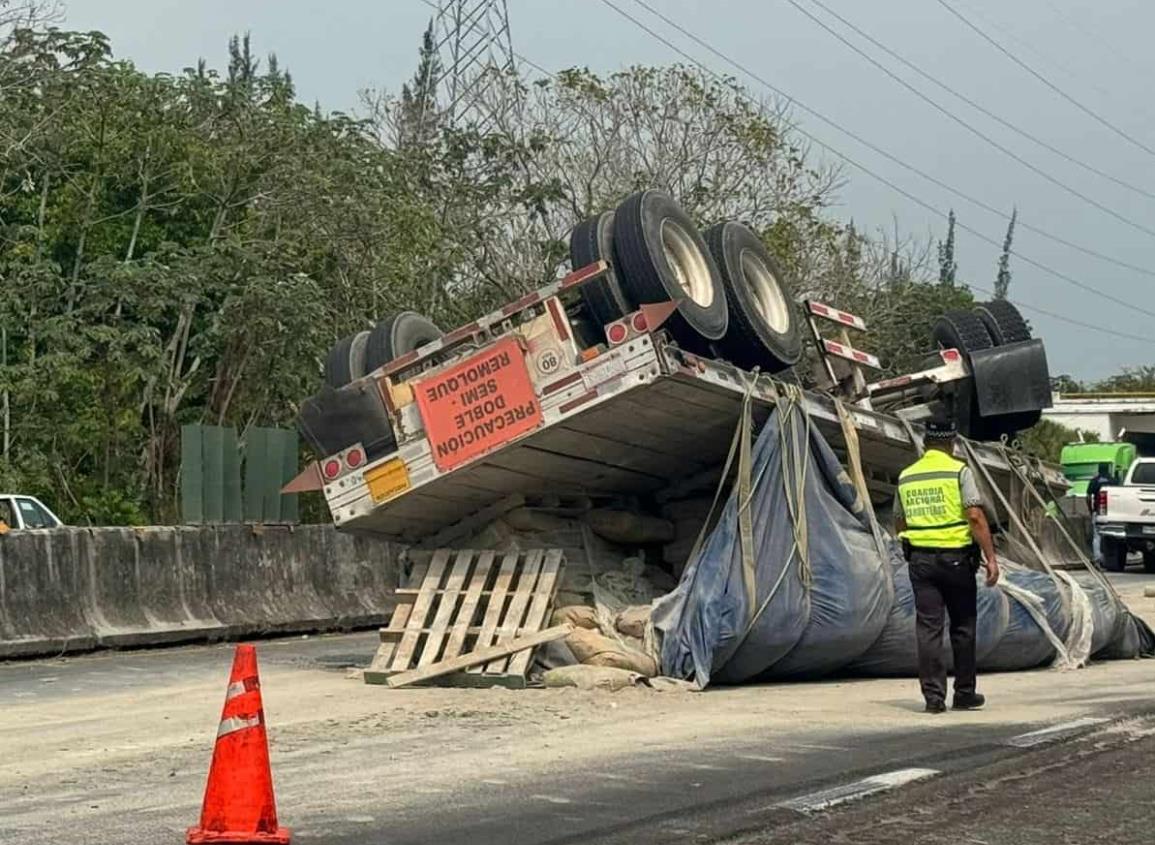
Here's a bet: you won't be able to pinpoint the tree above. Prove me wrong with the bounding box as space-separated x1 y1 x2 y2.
994 206 1016 300
1019 418 1098 463
937 209 957 285
397 20 441 148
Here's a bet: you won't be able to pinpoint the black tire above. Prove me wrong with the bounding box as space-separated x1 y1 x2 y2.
364 311 444 373
703 222 801 372
569 211 633 329
612 190 728 344
1143 549 1155 574
323 330 370 388
974 300 1031 345
932 312 992 440
1103 538 1128 573
932 310 994 356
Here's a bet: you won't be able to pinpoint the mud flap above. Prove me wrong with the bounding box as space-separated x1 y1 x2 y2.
970 339 1052 416
297 381 396 461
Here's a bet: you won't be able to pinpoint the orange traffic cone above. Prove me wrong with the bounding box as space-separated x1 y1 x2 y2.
187 644 291 844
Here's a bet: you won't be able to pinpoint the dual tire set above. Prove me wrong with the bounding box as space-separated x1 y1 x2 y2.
571 190 803 373
320 190 806 389
932 300 1043 441
323 311 445 389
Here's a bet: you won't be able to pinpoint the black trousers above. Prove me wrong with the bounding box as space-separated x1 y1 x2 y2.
909 549 978 704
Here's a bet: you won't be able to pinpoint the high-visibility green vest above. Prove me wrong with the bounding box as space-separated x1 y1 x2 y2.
897 449 973 549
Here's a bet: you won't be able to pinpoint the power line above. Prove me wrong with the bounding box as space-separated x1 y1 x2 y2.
593 0 1155 337
786 0 1155 242
935 0 1155 160
409 0 1155 344
1038 0 1151 80
609 0 1155 319
423 0 1155 287
798 0 1155 204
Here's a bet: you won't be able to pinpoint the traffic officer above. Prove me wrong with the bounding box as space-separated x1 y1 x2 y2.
894 417 1000 714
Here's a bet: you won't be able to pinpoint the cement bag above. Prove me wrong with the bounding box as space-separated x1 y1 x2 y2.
615 605 651 639
552 605 599 630
566 627 658 676
542 665 645 691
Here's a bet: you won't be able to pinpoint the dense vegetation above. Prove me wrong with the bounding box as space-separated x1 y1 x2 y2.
0 23 1073 524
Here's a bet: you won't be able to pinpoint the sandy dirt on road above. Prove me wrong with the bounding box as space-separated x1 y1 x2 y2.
2 576 1152 843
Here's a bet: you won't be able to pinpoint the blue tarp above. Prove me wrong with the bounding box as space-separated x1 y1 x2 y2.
652 400 1154 687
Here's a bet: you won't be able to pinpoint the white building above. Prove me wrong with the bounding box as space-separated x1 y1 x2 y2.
1043 393 1155 450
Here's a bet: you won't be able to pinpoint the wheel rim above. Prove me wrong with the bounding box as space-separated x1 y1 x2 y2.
660 218 714 307
740 248 790 333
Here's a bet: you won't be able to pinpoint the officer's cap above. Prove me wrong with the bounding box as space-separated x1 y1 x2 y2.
925 417 958 441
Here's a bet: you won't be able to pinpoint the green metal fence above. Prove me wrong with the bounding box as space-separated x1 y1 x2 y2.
180 425 299 524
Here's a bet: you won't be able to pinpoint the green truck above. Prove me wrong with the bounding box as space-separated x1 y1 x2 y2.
1060 441 1137 497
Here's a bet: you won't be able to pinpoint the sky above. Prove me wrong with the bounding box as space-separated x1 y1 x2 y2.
61 0 1155 380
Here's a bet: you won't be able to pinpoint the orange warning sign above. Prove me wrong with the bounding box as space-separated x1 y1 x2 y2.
415 337 543 472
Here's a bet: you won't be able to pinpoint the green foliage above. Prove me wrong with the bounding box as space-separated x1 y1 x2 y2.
0 24 1055 526
1019 418 1098 464
937 209 957 285
994 207 1016 300
0 28 499 523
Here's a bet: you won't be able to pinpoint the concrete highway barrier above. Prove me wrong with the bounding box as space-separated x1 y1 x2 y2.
0 524 398 659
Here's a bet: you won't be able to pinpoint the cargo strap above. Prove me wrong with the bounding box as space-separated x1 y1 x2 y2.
680 373 759 620
957 437 1097 669
731 384 814 659
835 399 891 564
997 443 1123 605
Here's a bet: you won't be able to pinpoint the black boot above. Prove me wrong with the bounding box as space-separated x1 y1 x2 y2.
925 700 946 714
953 692 986 710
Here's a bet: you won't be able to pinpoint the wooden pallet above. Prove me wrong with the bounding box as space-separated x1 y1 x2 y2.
363 548 565 688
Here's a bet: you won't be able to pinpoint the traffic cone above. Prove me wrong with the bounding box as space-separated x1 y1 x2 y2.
187 644 291 844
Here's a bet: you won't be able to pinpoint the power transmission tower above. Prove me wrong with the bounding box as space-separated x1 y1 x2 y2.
431 0 517 132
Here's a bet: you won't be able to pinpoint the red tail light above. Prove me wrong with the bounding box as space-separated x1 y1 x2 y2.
606 321 628 345
1098 490 1108 514
323 459 341 480
631 312 648 333
345 447 364 469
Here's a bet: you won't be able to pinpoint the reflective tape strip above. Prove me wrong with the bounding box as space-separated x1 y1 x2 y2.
808 300 868 331
899 470 962 484
225 677 259 702
217 714 261 739
904 521 969 531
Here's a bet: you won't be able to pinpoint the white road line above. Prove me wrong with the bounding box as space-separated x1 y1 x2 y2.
1005 717 1109 748
777 768 940 814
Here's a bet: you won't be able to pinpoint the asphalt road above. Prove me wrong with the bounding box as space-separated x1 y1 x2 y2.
727 720 1155 845
316 708 1155 845
4 572 1153 845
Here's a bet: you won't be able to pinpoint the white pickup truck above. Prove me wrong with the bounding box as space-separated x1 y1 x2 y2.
0 494 63 531
1095 457 1155 573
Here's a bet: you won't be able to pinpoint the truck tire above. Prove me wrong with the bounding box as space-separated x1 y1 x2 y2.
704 221 801 372
932 310 993 356
1103 538 1128 573
974 300 1031 345
364 311 444 374
569 211 633 330
971 300 1039 436
612 190 728 345
933 311 992 439
324 330 370 388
